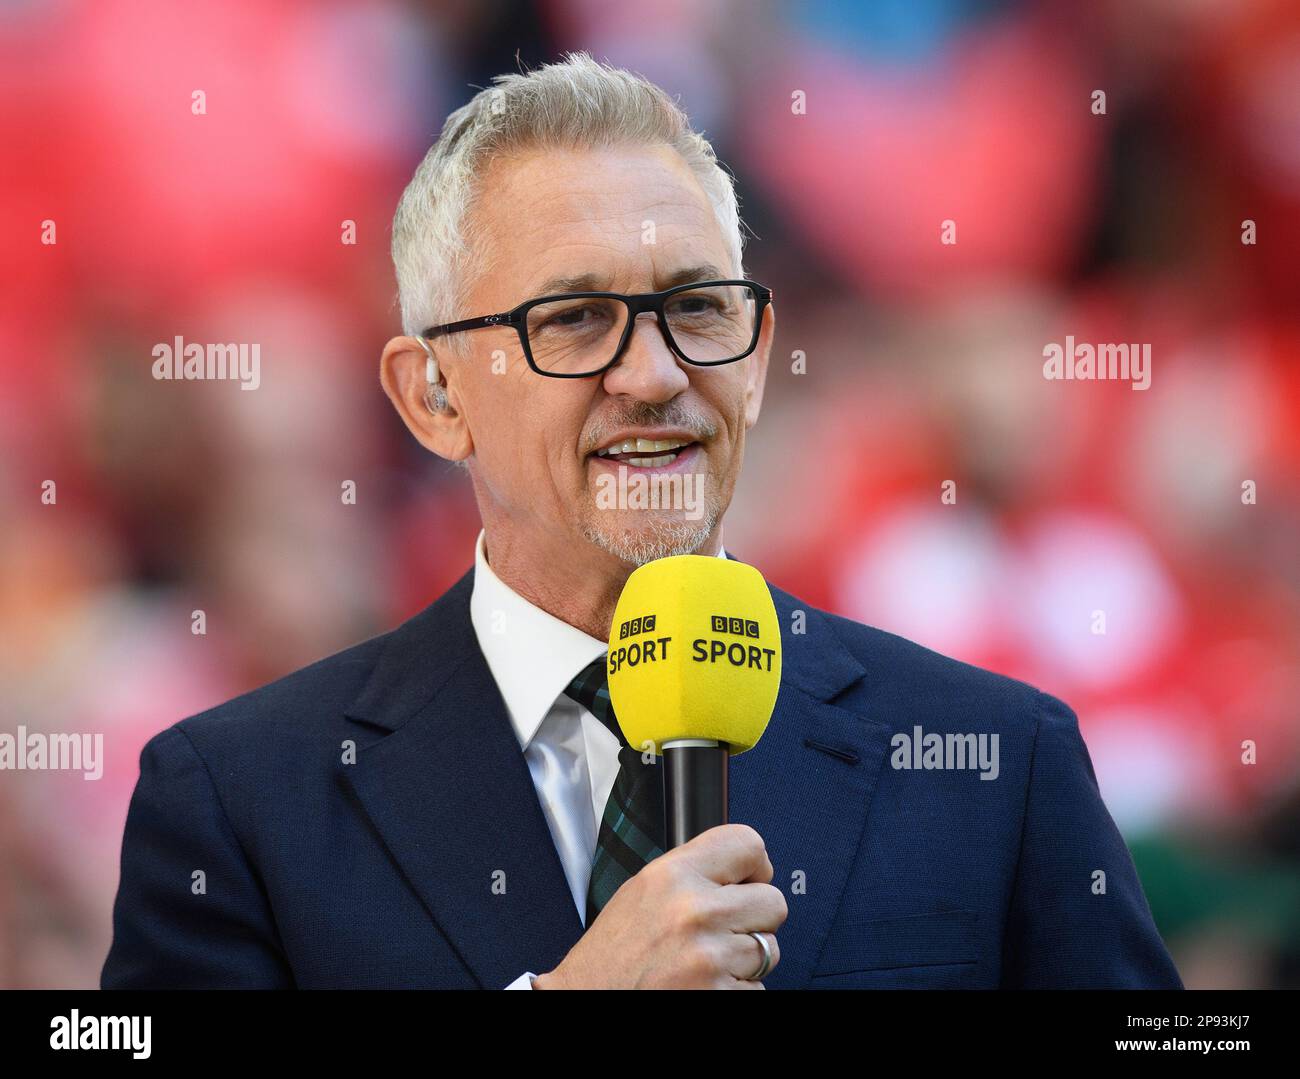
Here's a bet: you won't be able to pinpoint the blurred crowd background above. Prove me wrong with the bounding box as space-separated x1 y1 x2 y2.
2 0 1298 988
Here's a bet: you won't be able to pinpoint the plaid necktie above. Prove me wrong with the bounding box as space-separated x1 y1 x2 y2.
564 656 666 926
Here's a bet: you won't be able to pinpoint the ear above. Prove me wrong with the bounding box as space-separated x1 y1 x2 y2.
379 336 474 461
742 302 774 430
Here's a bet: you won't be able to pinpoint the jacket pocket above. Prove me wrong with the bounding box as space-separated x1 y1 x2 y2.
811 909 980 977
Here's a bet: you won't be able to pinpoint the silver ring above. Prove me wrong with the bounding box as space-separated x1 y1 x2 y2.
746 931 773 981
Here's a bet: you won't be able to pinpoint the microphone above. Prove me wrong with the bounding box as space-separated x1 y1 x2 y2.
606 554 782 848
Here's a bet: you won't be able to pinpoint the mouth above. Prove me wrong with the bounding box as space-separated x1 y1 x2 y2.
587 433 704 474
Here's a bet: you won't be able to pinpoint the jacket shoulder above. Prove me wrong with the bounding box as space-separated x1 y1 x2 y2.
158 628 391 759
153 569 474 769
780 588 1070 735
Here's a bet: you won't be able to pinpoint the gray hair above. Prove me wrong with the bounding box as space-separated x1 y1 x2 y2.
390 51 748 353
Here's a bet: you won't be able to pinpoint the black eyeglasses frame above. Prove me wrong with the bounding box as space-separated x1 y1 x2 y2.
419 279 773 379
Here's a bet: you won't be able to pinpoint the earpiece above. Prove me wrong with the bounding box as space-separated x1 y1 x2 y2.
424 383 449 413
417 337 440 386
417 337 448 413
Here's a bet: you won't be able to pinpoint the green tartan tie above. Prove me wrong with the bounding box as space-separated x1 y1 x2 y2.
564 657 666 927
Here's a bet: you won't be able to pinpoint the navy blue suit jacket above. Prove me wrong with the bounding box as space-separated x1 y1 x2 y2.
102 564 1182 988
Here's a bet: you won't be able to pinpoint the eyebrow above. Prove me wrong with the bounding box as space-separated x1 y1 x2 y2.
531 263 729 297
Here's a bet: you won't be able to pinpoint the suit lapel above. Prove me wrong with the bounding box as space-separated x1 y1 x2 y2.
341 570 584 988
728 558 893 989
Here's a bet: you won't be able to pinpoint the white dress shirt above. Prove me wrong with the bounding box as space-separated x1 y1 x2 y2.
467 529 726 989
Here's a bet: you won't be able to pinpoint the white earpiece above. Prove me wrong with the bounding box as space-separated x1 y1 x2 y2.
417 337 440 386
417 337 448 413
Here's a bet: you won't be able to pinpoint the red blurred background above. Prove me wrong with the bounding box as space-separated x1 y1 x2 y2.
1 0 1298 987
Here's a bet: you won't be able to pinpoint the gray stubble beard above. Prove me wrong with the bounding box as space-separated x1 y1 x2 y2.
580 505 721 566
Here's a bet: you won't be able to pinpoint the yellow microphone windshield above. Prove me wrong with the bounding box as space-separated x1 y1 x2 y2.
606 555 781 756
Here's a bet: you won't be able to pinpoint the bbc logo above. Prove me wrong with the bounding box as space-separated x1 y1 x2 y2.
711 615 760 639
619 614 657 639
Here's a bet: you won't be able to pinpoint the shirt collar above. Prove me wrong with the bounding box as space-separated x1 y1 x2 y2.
468 528 727 751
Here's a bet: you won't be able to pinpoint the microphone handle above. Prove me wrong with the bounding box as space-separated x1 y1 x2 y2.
662 740 728 849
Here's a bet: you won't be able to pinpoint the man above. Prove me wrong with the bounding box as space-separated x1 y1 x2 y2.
102 52 1182 989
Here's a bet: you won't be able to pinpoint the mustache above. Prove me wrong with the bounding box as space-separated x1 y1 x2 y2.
582 400 719 454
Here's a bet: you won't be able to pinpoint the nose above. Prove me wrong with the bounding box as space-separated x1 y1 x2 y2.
600 311 690 403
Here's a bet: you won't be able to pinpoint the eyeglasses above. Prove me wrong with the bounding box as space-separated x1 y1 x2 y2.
420 279 773 379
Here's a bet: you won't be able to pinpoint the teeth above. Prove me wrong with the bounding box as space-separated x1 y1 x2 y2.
626 453 677 467
595 438 690 457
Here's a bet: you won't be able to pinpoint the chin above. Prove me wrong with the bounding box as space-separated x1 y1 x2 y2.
580 512 719 567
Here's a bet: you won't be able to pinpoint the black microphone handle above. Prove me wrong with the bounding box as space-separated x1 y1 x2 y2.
662 740 729 849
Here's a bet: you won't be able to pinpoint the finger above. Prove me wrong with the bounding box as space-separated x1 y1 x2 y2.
737 846 774 885
721 930 780 982
711 881 788 933
681 824 772 886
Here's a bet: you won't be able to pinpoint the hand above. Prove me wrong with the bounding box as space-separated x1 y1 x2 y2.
533 823 786 989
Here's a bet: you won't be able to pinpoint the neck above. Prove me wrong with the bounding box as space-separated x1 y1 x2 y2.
482 521 723 640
